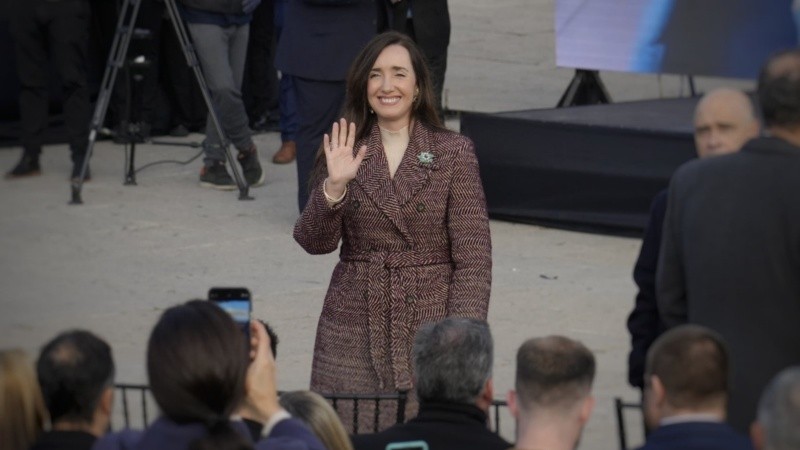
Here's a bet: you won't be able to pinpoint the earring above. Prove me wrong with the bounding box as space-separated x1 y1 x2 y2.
369 107 375 114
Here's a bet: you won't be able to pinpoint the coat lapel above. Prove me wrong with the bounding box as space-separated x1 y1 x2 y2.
393 122 435 207
355 124 411 241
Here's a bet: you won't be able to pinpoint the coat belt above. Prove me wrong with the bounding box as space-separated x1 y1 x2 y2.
340 248 452 268
339 247 451 391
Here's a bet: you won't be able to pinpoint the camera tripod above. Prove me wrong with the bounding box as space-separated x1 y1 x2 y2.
70 0 253 204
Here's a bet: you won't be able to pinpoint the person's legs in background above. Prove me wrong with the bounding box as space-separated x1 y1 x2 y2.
49 0 92 180
242 0 280 133
161 18 207 136
188 22 263 189
272 0 297 164
293 77 345 211
7 3 49 177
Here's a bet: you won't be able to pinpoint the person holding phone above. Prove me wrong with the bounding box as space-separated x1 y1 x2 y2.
94 300 325 450
293 32 492 431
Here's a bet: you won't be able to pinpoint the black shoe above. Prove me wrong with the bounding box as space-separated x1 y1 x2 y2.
6 154 41 178
250 115 280 133
199 163 236 190
237 147 265 187
71 162 91 182
169 124 190 137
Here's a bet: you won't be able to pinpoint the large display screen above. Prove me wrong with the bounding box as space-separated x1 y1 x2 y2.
556 0 799 79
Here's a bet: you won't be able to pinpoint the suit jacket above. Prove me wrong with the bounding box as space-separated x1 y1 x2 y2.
351 401 511 450
377 0 450 59
30 431 96 450
294 122 491 424
626 189 668 389
274 0 376 81
637 421 753 450
92 416 325 450
657 136 800 432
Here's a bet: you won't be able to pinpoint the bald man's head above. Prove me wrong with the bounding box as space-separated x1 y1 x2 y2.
693 88 760 158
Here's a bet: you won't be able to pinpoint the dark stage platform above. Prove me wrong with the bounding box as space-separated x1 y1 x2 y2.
461 97 701 232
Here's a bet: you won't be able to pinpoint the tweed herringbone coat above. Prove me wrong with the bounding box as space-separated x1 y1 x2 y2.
294 121 491 430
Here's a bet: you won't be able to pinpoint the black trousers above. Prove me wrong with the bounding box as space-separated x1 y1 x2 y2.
242 0 279 124
294 77 345 212
11 0 91 161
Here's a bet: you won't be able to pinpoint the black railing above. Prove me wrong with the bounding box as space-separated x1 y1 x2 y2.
113 384 510 435
614 397 645 450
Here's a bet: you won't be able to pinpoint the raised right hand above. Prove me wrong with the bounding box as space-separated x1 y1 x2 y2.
324 118 367 198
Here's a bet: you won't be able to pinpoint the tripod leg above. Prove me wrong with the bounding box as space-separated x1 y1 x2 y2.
71 0 144 204
124 142 138 185
163 0 252 200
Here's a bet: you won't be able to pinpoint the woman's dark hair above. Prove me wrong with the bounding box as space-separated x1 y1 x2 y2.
147 300 251 450
309 31 446 190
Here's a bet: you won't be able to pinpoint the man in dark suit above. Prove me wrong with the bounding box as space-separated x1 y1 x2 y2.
6 0 91 181
639 325 752 450
507 335 596 450
751 366 800 450
626 88 759 391
30 330 115 450
351 318 511 450
657 49 800 433
274 0 375 211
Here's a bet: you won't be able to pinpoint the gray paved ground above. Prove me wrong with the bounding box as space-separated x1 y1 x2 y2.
0 1 755 448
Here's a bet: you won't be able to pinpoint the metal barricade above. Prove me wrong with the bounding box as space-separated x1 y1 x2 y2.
113 384 510 436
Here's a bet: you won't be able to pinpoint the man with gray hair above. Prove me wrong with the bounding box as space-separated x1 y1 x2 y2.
751 367 800 450
352 317 511 450
508 335 596 450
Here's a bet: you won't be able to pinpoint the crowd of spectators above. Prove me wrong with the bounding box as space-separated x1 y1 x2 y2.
3 2 800 450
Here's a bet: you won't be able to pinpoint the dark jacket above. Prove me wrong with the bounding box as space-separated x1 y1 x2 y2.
92 416 325 450
377 0 450 58
351 401 511 450
274 0 376 81
657 136 800 432
637 421 753 450
31 431 96 450
626 189 668 388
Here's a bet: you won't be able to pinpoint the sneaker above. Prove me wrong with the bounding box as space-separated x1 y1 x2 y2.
199 163 236 190
272 140 296 164
71 163 91 182
6 154 41 178
237 146 265 187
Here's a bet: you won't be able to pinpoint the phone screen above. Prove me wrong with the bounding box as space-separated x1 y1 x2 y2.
216 299 251 333
209 288 252 340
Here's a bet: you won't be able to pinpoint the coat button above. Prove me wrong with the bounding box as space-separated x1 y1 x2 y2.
416 202 426 212
352 200 360 209
404 295 417 305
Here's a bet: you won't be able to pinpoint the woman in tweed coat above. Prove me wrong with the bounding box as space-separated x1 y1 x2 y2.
293 32 491 431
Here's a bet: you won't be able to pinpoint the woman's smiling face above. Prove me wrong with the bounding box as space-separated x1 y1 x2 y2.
367 44 418 131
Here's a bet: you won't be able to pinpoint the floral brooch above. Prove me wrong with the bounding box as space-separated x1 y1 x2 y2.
417 151 434 166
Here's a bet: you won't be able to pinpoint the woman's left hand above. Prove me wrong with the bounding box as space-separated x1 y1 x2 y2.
240 320 279 424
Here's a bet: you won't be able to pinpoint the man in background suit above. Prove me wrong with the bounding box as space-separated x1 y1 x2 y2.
657 49 800 433
275 0 375 211
639 325 752 450
626 88 759 391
